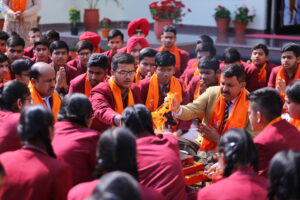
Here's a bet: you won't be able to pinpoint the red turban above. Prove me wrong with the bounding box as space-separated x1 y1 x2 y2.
79 31 101 48
126 37 149 53
127 18 150 37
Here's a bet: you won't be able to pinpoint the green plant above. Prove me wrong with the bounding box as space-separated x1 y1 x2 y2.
69 7 80 25
214 5 230 19
85 0 120 9
234 4 255 23
100 17 112 28
149 0 191 24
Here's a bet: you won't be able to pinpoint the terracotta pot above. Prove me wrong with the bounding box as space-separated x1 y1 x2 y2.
101 28 110 38
215 18 230 33
84 9 99 31
154 19 174 41
233 21 248 35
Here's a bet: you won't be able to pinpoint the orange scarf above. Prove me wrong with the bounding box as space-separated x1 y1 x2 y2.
289 118 300 131
159 45 181 72
257 63 267 85
200 88 249 151
135 68 141 85
10 0 27 12
84 74 92 97
276 63 300 87
28 81 61 121
145 74 182 112
109 77 134 114
194 68 199 76
193 82 201 100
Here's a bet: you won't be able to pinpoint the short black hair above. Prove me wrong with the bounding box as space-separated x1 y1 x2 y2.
197 34 214 45
29 27 40 34
7 36 25 48
88 53 108 69
195 42 216 56
45 29 60 41
49 40 69 54
281 42 300 57
33 38 50 49
139 47 157 62
0 31 9 41
251 43 269 56
155 51 175 67
223 47 241 64
11 58 34 75
221 64 246 83
58 93 93 127
198 56 219 72
111 53 135 71
76 40 93 52
0 53 8 63
108 29 124 42
162 25 177 36
248 87 283 122
286 80 300 104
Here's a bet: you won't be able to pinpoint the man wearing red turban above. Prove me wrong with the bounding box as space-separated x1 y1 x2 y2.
127 18 150 38
79 31 101 53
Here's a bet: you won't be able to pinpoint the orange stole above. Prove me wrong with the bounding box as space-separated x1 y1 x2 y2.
159 45 181 72
84 74 92 97
109 78 134 114
276 63 300 87
289 118 300 131
191 60 198 68
28 82 61 120
257 63 267 85
200 89 249 151
135 68 141 85
193 82 201 100
145 74 182 112
9 0 27 12
194 68 199 76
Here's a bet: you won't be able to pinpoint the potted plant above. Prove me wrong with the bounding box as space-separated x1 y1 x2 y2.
83 0 119 31
149 0 191 40
69 7 80 35
233 4 256 35
100 17 111 38
214 5 231 33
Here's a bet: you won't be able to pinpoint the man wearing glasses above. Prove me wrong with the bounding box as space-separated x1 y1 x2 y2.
90 52 141 132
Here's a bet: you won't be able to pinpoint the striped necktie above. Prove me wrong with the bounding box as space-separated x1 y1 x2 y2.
221 100 232 131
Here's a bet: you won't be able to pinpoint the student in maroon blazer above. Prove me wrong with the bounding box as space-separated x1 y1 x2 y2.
0 81 31 154
220 47 260 92
69 53 109 96
52 93 100 186
268 150 300 200
67 40 93 76
90 53 141 132
198 129 268 200
121 104 188 200
0 105 72 200
248 87 300 177
67 127 165 200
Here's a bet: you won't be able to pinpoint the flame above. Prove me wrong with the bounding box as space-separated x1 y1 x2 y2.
152 92 176 134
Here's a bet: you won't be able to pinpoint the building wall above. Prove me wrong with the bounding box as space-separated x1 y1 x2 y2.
39 0 267 30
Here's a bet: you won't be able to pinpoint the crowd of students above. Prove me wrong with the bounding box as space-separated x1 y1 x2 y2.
0 17 300 200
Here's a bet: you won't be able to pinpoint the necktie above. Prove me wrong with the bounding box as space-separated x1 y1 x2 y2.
221 101 232 131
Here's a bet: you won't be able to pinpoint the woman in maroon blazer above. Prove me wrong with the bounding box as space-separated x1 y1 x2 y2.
198 129 268 200
52 93 100 186
68 127 164 200
0 81 31 154
0 105 72 200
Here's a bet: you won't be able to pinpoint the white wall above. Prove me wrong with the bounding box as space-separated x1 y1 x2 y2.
39 0 267 30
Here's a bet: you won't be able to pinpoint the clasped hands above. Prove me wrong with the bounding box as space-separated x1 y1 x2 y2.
14 11 24 20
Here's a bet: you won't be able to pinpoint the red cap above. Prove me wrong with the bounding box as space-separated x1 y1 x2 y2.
126 36 149 53
79 31 101 48
127 18 149 37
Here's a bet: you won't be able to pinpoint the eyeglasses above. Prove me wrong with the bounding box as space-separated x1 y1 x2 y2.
78 52 91 57
115 70 136 76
